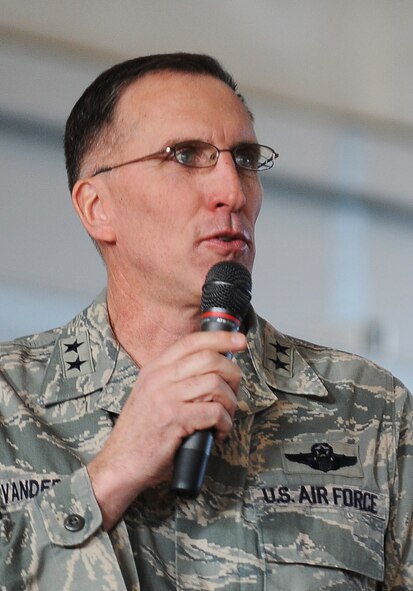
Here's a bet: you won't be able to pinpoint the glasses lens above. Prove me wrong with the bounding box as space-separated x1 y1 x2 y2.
174 142 218 168
234 144 276 171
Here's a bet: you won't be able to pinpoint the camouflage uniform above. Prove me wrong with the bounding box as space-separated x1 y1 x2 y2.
0 291 412 590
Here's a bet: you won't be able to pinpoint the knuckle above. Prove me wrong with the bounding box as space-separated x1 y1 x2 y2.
219 412 233 434
211 402 228 423
201 349 217 366
181 330 204 350
233 362 242 377
208 372 223 391
229 394 238 411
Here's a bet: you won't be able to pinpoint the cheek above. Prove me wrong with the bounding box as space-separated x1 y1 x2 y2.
245 178 263 222
113 179 196 249
253 192 263 221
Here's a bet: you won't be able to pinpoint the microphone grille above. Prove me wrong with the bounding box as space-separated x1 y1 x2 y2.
201 261 252 320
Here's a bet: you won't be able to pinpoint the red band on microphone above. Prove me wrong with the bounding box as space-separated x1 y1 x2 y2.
200 311 241 326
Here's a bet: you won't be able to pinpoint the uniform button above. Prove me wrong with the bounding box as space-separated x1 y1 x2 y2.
64 513 85 532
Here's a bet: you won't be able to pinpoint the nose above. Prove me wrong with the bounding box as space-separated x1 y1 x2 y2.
206 152 248 212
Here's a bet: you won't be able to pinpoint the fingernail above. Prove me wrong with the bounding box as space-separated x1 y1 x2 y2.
231 333 246 346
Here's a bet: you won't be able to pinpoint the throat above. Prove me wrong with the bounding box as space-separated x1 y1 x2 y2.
107 290 200 366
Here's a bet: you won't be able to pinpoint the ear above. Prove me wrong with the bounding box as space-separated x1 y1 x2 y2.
72 179 117 244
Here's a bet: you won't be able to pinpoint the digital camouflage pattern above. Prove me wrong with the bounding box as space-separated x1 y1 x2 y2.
0 291 412 590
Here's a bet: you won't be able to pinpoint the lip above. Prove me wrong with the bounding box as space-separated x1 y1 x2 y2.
199 229 251 253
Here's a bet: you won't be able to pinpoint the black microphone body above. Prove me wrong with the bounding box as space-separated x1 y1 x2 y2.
170 261 252 498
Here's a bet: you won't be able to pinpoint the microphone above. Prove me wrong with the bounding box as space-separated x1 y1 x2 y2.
170 260 252 497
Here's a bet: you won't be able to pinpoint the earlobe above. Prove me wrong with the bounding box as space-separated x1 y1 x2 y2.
72 179 117 244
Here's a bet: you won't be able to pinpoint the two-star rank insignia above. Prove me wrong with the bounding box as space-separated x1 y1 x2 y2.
285 442 358 473
59 331 94 378
265 337 293 377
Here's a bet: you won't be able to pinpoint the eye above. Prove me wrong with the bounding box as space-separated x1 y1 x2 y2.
176 145 196 165
234 145 261 170
174 142 211 167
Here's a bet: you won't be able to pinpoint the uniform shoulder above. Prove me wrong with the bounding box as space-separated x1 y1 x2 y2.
0 293 101 366
0 328 61 362
0 327 63 398
290 332 391 374
258 314 399 389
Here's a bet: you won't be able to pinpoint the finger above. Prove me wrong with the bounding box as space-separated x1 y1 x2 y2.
152 330 247 368
168 348 242 392
176 372 239 416
134 350 241 412
182 401 234 441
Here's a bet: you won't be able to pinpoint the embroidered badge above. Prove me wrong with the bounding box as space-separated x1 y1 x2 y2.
286 442 357 473
0 476 61 507
282 441 363 477
59 330 94 378
251 484 387 520
265 336 293 377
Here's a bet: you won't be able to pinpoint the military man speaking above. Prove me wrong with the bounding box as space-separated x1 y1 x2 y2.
0 53 412 590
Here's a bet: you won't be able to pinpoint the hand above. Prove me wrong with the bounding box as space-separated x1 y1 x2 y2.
87 330 247 530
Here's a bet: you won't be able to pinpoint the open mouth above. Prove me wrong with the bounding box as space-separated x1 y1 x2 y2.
201 231 250 254
214 231 249 244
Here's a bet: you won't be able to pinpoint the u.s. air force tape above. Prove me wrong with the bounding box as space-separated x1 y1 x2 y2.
252 484 387 520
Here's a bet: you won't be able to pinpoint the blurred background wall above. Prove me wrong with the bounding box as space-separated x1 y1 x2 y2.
1 0 412 388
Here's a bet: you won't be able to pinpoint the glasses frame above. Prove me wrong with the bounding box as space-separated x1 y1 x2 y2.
91 140 279 177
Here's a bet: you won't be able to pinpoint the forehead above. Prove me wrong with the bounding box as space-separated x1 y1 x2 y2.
113 71 256 144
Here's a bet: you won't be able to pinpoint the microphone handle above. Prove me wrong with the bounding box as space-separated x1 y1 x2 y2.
170 313 238 497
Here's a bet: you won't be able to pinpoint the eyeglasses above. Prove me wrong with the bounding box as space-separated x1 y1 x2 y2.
91 140 279 177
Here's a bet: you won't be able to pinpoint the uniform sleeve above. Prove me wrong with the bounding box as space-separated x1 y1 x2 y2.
382 380 413 590
0 467 129 590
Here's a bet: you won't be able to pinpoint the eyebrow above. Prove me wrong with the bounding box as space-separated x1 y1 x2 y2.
162 137 261 149
161 136 204 146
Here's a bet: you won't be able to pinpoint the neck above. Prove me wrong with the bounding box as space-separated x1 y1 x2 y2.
106 275 201 367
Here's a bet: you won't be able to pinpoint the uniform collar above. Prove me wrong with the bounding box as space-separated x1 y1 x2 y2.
40 292 327 412
40 290 124 407
235 308 328 415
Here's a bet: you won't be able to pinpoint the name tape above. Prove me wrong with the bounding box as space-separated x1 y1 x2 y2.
0 477 61 506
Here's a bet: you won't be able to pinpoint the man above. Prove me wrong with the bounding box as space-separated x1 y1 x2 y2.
0 53 411 590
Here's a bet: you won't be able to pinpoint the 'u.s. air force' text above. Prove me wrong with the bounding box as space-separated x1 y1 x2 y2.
259 484 386 518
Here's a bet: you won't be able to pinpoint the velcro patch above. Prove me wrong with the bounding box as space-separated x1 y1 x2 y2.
252 484 387 520
59 331 94 378
264 335 293 377
0 476 61 508
281 441 363 477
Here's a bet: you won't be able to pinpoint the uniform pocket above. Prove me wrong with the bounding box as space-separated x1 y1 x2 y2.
252 483 387 582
